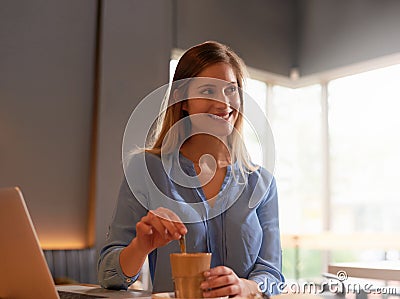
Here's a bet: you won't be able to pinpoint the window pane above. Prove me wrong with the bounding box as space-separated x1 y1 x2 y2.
243 78 268 166
271 85 323 233
328 64 400 233
282 248 323 280
245 78 267 114
169 59 178 81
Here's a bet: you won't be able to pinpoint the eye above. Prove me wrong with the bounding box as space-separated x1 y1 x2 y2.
224 85 237 96
224 85 238 96
200 88 215 95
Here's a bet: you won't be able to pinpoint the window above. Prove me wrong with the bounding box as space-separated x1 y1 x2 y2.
329 64 400 234
325 65 400 269
271 85 324 234
243 78 268 166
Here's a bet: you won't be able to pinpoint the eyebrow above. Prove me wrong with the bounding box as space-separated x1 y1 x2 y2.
197 82 238 89
197 84 216 89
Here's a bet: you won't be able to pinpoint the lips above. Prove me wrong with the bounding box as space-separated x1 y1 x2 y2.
208 111 233 120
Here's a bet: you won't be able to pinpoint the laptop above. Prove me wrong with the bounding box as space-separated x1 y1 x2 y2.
0 187 151 299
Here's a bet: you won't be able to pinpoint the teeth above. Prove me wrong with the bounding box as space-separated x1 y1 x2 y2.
209 113 231 120
209 114 222 120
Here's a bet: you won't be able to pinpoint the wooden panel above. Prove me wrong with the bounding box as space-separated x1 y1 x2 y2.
44 249 97 284
66 250 80 282
52 250 67 280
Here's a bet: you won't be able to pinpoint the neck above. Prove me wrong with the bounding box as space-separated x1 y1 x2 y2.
180 134 231 167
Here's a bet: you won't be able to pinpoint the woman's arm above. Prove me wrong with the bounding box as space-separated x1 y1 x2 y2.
97 179 146 289
248 177 285 295
98 179 186 289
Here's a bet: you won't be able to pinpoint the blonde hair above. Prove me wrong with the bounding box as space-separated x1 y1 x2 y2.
146 41 258 181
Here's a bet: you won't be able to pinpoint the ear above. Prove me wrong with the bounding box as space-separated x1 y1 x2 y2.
173 89 180 100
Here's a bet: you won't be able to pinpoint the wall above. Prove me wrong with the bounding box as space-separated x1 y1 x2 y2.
175 0 297 76
298 0 400 76
0 0 97 248
94 0 172 254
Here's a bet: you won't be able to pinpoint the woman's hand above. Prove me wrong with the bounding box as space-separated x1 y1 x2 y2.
201 266 260 298
134 207 187 254
120 207 187 278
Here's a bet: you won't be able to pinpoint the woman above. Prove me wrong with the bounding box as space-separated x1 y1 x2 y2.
98 41 284 297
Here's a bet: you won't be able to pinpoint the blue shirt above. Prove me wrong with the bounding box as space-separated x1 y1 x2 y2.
98 152 284 295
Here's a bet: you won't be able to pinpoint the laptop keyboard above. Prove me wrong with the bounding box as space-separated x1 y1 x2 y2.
58 290 106 299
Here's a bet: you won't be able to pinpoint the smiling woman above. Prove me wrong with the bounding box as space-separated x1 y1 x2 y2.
98 41 284 297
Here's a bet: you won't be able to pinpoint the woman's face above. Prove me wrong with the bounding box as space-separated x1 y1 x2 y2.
183 63 241 137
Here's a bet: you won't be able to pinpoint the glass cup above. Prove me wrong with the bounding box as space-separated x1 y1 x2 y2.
170 253 212 299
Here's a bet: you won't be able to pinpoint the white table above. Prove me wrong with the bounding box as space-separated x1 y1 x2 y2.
328 261 400 281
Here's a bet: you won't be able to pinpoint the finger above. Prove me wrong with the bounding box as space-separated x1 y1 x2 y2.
148 210 183 239
204 266 232 278
201 273 238 290
203 284 240 298
158 213 183 240
142 212 170 238
154 208 187 235
136 221 153 235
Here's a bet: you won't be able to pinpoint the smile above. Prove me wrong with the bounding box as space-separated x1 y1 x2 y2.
208 111 233 121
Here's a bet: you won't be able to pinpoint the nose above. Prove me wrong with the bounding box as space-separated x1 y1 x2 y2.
211 89 232 108
213 94 230 108
214 89 240 111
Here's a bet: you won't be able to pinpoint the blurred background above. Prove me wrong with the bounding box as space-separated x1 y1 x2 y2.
1 0 400 288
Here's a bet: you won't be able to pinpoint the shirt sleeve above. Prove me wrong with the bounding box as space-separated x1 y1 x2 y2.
248 177 285 296
97 177 148 290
